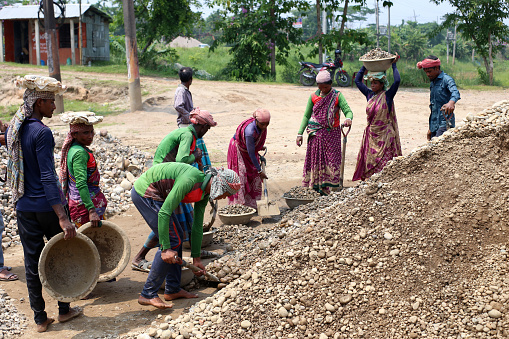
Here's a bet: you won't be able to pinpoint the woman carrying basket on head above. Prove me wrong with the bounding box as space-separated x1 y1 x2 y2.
352 54 402 181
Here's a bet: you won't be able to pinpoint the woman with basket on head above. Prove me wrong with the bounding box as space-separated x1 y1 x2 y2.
353 53 402 182
296 71 353 195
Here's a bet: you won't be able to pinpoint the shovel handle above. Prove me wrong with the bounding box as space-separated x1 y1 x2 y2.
341 123 351 138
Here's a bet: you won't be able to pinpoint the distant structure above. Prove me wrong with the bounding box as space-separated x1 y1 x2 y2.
169 36 203 48
0 4 111 65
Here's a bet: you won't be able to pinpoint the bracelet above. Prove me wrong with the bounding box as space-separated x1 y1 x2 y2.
297 134 303 137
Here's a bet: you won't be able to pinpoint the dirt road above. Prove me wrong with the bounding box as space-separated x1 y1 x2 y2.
0 64 507 338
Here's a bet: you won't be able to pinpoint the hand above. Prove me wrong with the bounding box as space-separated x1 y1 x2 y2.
392 52 400 63
258 171 268 180
343 118 352 127
441 101 455 116
427 129 432 141
0 120 7 133
261 146 266 151
296 135 303 147
193 148 203 161
89 209 101 227
161 249 182 265
192 257 206 277
60 217 76 240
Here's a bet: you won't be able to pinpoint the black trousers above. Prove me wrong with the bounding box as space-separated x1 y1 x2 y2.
17 210 70 325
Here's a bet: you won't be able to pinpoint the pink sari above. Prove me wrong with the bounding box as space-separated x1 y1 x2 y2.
352 91 402 181
227 118 267 208
353 91 402 181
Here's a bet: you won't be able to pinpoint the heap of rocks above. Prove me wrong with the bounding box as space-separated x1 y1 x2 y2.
0 288 27 338
123 100 509 339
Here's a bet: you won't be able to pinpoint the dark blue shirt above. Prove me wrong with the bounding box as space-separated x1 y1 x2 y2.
15 118 64 212
355 64 400 112
232 120 262 172
429 71 461 132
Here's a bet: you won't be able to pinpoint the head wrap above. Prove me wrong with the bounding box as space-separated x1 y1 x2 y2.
59 112 104 195
417 58 441 69
190 107 217 127
6 75 66 203
207 167 241 200
364 71 389 91
253 108 271 123
316 70 331 84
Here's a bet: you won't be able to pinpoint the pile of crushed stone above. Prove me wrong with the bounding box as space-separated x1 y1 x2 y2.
123 100 509 339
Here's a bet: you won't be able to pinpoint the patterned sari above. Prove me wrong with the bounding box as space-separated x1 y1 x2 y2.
303 89 342 194
352 91 402 181
227 118 267 208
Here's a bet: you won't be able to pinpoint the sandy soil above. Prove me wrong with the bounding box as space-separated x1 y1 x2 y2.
0 64 507 338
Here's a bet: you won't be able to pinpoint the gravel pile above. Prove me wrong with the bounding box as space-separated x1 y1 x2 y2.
0 288 27 337
123 100 509 339
360 48 395 60
218 205 255 215
283 186 320 200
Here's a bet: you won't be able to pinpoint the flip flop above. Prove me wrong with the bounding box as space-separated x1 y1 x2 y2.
0 267 18 281
131 259 152 273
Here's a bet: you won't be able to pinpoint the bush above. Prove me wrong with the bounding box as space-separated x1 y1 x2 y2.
477 67 490 85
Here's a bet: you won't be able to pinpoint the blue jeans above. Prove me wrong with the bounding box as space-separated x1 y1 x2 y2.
0 213 4 268
131 188 184 299
431 124 448 139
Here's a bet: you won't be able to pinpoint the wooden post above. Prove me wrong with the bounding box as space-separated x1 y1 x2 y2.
0 20 4 63
43 0 64 113
122 0 142 111
316 0 322 64
35 20 40 65
79 0 82 65
452 24 457 65
70 19 75 65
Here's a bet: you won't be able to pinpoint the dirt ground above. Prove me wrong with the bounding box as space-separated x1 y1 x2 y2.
0 64 507 338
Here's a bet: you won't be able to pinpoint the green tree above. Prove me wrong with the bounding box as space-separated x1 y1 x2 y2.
430 0 509 85
210 0 310 81
113 0 200 56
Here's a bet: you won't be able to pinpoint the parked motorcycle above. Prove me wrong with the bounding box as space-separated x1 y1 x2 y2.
298 49 351 87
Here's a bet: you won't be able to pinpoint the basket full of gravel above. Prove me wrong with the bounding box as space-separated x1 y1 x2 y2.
283 186 320 209
359 48 396 72
218 204 256 225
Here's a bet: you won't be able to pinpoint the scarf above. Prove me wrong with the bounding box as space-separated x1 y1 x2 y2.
207 167 241 200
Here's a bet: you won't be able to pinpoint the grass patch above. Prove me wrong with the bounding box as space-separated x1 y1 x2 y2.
63 100 122 116
0 104 20 120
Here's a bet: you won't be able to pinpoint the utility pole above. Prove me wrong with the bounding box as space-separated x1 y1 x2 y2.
79 0 82 65
122 0 142 112
43 0 64 113
452 24 457 65
270 1 276 77
316 0 323 64
322 6 327 61
375 0 379 48
387 4 391 53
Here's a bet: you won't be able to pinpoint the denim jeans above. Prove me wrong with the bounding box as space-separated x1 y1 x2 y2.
131 188 184 299
16 210 70 324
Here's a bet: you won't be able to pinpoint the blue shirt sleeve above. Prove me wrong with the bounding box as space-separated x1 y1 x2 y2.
355 66 372 99
445 75 461 103
385 63 400 111
245 122 261 172
36 128 62 206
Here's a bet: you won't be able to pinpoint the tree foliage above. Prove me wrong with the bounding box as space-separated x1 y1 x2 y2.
430 0 509 85
210 0 310 82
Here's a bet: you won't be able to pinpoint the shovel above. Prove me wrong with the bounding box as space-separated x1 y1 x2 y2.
203 199 217 232
339 123 351 189
256 149 280 216
181 259 220 282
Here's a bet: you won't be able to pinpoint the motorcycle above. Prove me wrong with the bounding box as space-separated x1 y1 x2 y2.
297 49 351 87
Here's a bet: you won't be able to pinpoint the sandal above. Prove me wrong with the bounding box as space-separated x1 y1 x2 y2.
131 259 152 273
0 267 18 281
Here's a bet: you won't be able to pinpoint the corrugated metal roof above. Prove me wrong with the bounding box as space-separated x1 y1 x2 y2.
0 4 110 21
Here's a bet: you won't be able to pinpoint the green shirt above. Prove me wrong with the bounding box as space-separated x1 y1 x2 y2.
153 125 198 165
133 162 210 257
298 90 353 135
67 142 95 210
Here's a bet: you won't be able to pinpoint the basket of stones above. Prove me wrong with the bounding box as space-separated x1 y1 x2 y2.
218 204 256 225
359 48 396 72
283 186 320 209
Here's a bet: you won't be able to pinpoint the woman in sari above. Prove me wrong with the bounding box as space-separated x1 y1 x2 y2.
352 55 402 181
59 112 106 227
296 71 353 194
227 109 270 208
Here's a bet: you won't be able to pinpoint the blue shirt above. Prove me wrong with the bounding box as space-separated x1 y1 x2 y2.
15 118 65 212
232 120 262 172
429 71 460 133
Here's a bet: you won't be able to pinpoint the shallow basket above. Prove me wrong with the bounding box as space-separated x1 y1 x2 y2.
359 57 396 72
38 233 100 302
218 208 256 225
284 197 315 209
78 220 131 282
183 229 216 249
159 267 194 289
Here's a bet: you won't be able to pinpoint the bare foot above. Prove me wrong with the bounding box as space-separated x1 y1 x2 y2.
58 306 82 323
36 317 55 333
164 289 198 301
138 295 173 309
